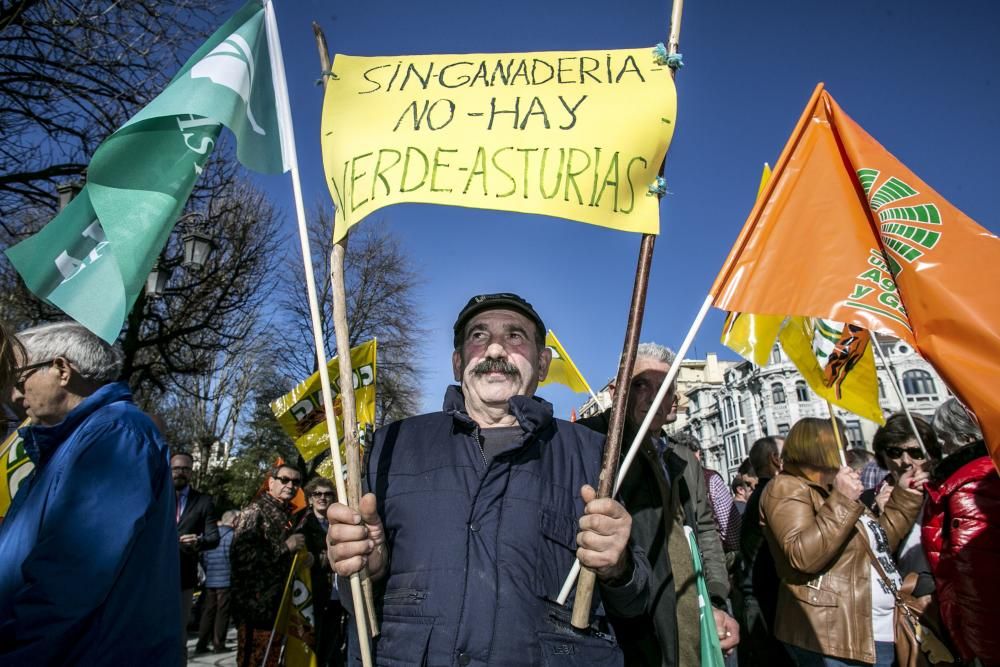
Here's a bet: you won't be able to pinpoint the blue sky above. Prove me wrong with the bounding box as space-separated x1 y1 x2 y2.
249 0 1000 420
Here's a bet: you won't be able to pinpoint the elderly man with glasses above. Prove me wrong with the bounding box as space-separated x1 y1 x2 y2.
0 321 180 666
230 463 308 667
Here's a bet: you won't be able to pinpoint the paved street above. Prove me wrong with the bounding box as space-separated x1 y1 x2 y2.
186 628 237 667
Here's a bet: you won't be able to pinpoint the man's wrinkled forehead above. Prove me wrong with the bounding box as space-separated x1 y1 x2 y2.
459 309 537 345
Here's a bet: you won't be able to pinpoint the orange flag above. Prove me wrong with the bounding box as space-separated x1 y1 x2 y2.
712 83 1000 470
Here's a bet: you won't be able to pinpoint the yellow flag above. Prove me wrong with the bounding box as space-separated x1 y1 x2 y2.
274 552 318 667
720 312 784 367
780 317 883 423
720 166 783 367
321 47 678 242
539 330 594 396
0 421 32 519
270 339 377 462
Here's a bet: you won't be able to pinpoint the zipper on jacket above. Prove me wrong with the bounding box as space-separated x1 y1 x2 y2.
382 588 427 604
470 425 488 470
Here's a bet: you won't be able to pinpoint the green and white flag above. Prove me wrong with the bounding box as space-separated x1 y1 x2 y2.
6 0 289 343
685 525 726 667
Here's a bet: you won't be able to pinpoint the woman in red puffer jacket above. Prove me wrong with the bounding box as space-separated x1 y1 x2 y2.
921 437 1000 665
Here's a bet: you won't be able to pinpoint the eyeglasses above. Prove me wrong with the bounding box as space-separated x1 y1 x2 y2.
13 359 55 392
311 491 336 499
274 475 301 487
884 446 926 460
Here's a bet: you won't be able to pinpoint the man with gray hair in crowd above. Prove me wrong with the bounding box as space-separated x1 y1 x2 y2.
578 342 738 666
0 321 179 665
932 396 984 457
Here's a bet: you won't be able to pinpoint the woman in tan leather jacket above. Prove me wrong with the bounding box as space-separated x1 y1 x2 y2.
760 418 926 666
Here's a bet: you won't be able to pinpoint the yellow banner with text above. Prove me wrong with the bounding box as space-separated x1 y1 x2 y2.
321 47 677 242
270 339 377 463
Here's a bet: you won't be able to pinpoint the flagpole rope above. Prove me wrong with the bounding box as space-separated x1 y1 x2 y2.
264 3 373 665
870 337 928 456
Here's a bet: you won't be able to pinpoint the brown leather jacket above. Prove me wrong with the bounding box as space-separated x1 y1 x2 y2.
760 467 922 663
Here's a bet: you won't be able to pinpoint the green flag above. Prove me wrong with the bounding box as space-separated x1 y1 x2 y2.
5 0 288 343
685 526 726 667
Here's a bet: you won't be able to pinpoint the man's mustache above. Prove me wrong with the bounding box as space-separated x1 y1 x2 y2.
472 358 520 377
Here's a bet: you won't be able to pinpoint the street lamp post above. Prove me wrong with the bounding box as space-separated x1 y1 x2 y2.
146 212 213 297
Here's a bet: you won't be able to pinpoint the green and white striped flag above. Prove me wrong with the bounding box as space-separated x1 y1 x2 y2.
6 0 290 343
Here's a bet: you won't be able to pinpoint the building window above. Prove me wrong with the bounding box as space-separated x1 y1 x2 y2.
723 397 737 428
770 345 782 365
726 433 743 464
902 370 935 396
795 381 809 402
877 377 885 399
772 383 786 404
776 423 790 435
846 420 865 450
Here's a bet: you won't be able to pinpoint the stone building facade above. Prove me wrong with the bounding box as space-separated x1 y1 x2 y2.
666 336 950 480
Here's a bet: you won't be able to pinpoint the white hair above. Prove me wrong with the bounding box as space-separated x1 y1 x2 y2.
17 321 122 384
933 398 982 456
635 342 676 367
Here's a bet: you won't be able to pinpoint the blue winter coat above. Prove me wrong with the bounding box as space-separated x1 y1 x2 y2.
0 382 180 666
355 386 650 666
201 524 234 589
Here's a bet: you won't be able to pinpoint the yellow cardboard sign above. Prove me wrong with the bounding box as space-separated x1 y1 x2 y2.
270 339 377 462
321 47 677 242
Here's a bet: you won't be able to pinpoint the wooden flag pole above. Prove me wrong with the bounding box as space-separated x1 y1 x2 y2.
870 336 928 456
262 5 372 665
313 24 380 639
825 400 849 467
570 234 654 629
569 0 686 630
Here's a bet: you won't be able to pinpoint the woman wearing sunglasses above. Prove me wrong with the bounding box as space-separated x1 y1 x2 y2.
759 418 925 666
863 415 942 616
865 413 941 519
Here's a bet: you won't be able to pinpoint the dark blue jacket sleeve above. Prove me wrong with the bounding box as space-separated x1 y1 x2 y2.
0 420 168 662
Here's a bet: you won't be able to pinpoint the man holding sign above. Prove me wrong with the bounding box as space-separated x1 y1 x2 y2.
326 293 650 664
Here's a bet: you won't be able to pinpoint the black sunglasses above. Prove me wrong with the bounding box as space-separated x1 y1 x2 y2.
884 446 926 460
13 359 55 391
311 491 336 499
274 475 301 487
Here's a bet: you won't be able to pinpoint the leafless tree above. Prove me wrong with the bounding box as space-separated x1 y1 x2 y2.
151 336 286 487
0 0 215 218
0 159 285 398
280 208 425 427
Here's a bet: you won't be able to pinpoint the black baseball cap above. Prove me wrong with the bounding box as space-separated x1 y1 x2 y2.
453 293 546 348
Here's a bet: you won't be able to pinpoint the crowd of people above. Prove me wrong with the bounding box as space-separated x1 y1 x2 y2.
0 295 997 666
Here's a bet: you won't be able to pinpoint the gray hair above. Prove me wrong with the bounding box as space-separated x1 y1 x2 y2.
17 321 122 384
221 510 239 526
933 398 982 456
635 342 676 367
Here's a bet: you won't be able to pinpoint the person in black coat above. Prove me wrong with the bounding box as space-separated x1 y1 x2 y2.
298 477 346 667
172 451 219 663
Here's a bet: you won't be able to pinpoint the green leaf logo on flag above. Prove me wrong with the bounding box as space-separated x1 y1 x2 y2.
5 1 288 343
